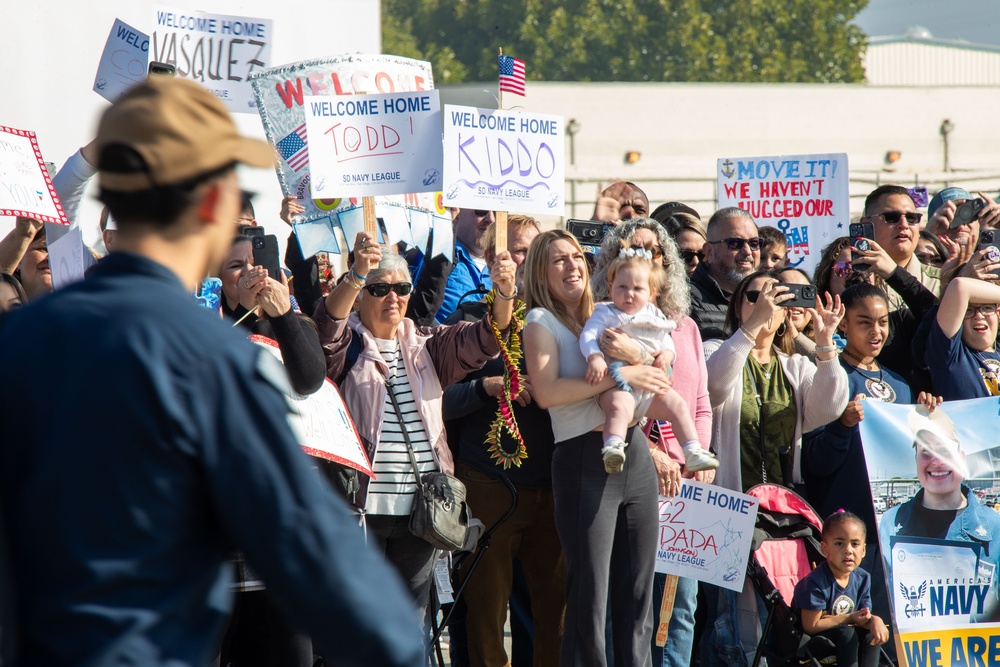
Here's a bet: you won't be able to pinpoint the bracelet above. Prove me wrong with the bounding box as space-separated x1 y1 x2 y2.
349 266 367 284
739 325 756 341
815 345 838 353
343 273 364 290
494 285 518 301
609 364 633 392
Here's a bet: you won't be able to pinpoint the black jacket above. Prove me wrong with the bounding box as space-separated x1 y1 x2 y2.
688 262 732 340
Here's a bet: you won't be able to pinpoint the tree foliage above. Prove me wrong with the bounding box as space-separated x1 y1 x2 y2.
381 0 868 84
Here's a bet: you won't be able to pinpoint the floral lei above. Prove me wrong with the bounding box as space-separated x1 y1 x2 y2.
484 289 528 469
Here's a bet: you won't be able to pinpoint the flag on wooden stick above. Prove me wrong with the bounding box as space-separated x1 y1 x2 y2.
498 55 526 96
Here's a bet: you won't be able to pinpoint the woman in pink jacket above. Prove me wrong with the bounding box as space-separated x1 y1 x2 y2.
312 231 517 634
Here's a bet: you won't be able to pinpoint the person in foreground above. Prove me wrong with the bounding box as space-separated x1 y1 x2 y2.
792 511 889 667
524 229 672 666
0 76 424 667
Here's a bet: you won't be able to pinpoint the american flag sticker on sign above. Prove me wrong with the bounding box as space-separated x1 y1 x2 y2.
276 123 309 172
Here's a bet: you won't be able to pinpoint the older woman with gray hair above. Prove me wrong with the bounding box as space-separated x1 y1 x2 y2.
312 231 517 633
590 218 714 667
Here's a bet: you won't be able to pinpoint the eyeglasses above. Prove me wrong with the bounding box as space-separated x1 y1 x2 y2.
873 211 922 226
964 304 998 319
833 261 853 278
707 237 761 251
363 282 413 297
680 249 705 264
745 290 761 303
473 210 492 218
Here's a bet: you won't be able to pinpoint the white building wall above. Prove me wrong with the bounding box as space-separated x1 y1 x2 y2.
442 82 1000 220
865 39 1000 86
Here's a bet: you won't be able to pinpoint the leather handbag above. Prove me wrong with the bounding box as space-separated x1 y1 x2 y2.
385 381 470 551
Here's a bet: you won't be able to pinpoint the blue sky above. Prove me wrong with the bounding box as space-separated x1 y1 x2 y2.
855 0 1000 45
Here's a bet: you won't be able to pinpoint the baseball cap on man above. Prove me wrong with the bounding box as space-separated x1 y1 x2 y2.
96 76 274 192
927 187 971 219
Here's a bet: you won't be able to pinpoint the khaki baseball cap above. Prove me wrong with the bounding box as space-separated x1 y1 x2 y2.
96 76 274 192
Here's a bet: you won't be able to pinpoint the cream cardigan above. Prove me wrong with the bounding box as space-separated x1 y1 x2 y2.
704 330 849 493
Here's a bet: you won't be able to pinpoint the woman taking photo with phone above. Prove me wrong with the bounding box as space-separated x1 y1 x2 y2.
701 269 848 667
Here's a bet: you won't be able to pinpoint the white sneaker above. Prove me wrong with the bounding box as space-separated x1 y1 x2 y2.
602 439 627 474
684 447 719 472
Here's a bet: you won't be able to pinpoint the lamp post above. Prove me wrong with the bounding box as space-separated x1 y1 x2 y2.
940 118 954 174
566 119 580 217
566 118 580 166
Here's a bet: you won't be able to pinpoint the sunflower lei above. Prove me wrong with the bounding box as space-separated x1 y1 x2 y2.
484 289 527 469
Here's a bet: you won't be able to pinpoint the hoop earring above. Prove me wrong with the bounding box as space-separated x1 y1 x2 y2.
767 316 773 330
776 322 786 337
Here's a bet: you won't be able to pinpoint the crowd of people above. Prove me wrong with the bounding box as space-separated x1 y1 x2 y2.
3 75 1000 667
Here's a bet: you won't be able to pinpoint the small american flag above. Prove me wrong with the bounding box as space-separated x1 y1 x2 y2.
498 55 526 97
276 123 309 172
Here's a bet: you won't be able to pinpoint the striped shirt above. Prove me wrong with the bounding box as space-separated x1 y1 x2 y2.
367 338 437 516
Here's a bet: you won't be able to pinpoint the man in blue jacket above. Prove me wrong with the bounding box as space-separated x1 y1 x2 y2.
0 76 424 667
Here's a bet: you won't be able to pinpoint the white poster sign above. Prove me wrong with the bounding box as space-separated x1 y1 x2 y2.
655 480 759 592
252 336 374 477
250 54 438 224
150 6 273 114
94 19 150 102
442 104 564 216
46 223 88 290
0 127 68 224
304 91 442 197
716 153 849 274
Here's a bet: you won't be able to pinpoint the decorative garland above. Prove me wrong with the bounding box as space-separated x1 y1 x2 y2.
484 289 528 469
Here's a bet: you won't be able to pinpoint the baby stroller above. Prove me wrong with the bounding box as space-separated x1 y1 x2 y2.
744 483 830 667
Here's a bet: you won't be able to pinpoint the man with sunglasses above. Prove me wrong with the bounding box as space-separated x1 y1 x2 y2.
0 77 426 666
689 206 760 339
862 185 940 308
429 207 496 324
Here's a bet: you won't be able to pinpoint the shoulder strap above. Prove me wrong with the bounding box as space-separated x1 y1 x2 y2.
384 380 424 486
335 328 365 386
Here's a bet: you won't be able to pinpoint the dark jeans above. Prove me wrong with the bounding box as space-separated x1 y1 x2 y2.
455 465 566 667
217 590 313 667
553 428 658 667
815 624 879 667
366 513 437 632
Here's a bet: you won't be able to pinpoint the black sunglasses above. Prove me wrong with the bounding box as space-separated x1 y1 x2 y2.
873 211 922 226
708 237 761 251
363 282 413 297
473 209 492 218
745 289 761 303
680 249 705 263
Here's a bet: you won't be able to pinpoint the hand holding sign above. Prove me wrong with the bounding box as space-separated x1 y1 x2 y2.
353 231 381 276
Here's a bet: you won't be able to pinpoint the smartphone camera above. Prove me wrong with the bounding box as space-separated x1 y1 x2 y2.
779 283 817 308
953 199 986 227
979 230 1000 263
252 236 266 250
566 220 614 248
148 61 177 77
848 222 874 271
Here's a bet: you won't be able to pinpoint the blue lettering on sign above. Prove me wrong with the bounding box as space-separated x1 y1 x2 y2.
904 639 942 667
382 96 431 114
116 24 149 52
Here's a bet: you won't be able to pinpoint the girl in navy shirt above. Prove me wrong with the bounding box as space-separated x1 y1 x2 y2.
792 511 889 667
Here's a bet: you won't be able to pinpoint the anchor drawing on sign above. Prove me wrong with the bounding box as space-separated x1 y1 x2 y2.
721 159 735 179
